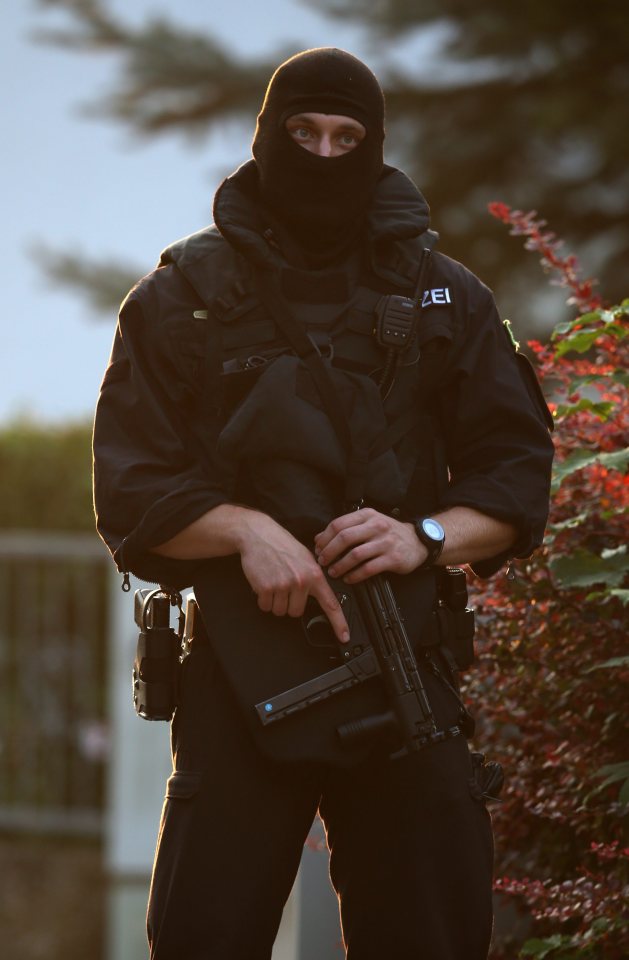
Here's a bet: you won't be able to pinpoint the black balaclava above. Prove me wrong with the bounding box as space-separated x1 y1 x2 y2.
252 47 385 267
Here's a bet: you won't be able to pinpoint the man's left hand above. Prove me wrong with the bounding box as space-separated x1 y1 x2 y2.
314 508 424 583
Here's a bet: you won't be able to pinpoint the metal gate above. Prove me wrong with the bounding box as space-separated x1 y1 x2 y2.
0 531 109 836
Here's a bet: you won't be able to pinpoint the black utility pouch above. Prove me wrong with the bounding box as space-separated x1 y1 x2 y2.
133 588 183 721
435 567 476 670
470 751 505 802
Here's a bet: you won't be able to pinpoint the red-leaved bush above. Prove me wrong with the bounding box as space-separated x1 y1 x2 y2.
469 205 628 959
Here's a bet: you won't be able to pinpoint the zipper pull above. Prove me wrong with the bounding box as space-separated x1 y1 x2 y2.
506 560 516 582
121 572 131 592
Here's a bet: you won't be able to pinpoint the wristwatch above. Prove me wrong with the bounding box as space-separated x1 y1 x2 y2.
412 516 446 570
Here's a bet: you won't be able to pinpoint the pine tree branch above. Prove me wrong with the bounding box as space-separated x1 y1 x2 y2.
33 0 283 135
34 244 141 315
33 0 126 49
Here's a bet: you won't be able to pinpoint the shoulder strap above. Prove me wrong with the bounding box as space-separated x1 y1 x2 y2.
252 267 370 507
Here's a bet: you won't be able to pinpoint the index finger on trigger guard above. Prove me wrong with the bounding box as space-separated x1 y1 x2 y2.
315 580 350 643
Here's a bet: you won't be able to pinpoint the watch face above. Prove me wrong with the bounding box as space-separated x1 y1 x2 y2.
421 518 445 543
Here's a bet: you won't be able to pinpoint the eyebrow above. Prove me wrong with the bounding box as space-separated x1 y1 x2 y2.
287 114 364 132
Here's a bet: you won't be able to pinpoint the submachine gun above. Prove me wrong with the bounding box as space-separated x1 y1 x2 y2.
254 566 474 758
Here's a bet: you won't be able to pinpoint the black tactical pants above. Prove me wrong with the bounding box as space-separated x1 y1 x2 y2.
147 642 494 960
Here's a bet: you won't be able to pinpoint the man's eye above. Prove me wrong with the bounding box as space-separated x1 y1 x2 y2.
292 127 311 139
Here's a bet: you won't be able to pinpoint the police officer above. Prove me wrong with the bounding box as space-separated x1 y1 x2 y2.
94 48 554 960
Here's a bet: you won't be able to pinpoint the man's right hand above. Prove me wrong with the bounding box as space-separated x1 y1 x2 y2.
238 512 350 644
152 504 350 644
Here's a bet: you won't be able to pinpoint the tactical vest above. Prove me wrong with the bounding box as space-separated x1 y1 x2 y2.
161 227 456 526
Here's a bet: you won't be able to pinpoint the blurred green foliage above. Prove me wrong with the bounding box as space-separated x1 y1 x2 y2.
0 419 94 530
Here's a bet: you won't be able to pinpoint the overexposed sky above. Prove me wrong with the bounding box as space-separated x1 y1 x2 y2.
2 0 372 423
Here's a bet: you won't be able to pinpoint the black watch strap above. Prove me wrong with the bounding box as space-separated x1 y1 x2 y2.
413 516 446 570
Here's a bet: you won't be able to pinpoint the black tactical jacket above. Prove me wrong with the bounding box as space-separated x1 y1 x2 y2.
93 161 554 589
